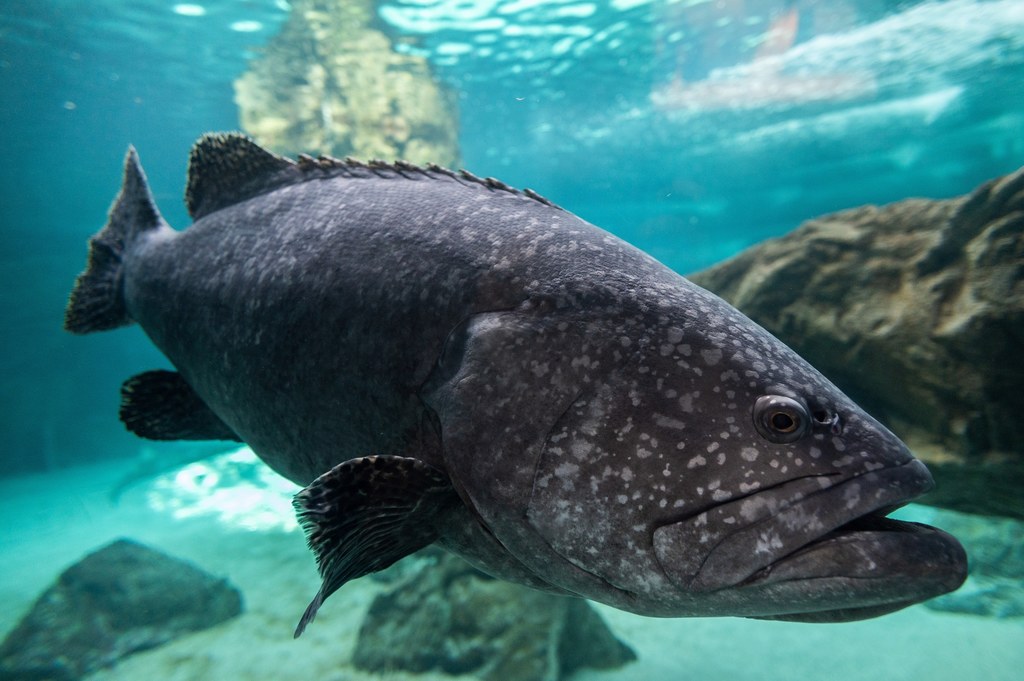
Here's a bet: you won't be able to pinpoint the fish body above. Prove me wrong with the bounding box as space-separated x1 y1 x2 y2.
65 134 966 635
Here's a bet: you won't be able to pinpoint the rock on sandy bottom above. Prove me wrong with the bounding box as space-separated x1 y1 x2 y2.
0 538 242 681
353 550 636 681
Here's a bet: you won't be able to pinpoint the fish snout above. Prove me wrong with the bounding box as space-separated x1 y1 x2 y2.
828 408 920 474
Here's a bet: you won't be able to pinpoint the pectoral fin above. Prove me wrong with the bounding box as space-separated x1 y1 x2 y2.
292 455 457 637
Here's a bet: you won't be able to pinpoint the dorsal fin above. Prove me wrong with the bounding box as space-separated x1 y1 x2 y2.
185 132 297 220
184 132 561 219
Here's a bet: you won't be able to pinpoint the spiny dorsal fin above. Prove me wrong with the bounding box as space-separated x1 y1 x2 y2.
185 132 561 219
185 132 297 220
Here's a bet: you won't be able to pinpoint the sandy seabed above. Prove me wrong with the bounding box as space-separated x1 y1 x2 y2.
1 458 1022 681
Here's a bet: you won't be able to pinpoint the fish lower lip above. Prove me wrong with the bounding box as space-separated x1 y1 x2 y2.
740 516 968 621
653 459 935 592
740 513 931 585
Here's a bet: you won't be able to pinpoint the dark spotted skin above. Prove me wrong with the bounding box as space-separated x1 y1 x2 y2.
118 144 965 622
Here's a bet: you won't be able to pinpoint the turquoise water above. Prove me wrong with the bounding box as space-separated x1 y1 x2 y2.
1 1 1023 679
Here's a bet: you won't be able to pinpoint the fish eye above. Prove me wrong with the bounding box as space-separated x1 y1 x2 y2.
771 411 798 432
753 395 809 443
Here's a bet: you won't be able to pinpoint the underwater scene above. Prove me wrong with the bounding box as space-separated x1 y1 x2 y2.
1 0 1023 679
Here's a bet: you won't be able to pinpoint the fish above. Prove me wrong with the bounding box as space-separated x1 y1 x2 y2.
64 133 967 637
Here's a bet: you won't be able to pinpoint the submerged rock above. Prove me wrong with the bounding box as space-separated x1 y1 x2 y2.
234 0 460 167
691 167 1024 519
353 550 636 681
0 539 242 681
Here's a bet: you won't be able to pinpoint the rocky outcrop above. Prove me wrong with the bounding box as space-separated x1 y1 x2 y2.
690 168 1024 519
0 539 242 681
353 550 636 681
235 0 460 167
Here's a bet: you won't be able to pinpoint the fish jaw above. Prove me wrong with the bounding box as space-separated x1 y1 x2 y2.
741 517 967 622
652 458 967 619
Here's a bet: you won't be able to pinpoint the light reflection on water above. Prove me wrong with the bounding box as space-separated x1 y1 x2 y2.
147 448 300 533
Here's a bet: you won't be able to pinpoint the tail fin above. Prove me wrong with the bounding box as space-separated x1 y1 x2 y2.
64 146 167 334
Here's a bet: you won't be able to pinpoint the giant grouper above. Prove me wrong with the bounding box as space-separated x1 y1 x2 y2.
64 133 967 636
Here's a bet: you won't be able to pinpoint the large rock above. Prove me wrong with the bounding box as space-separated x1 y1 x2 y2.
0 539 242 681
690 168 1024 519
235 0 460 167
353 551 636 681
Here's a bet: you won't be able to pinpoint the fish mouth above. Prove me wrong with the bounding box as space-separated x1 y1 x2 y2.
741 513 966 622
653 459 968 621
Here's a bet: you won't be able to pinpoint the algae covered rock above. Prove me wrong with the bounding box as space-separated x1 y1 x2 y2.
690 168 1024 519
0 539 242 681
235 0 459 167
353 551 636 681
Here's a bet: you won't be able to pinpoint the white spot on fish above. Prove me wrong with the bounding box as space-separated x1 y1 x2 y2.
755 531 784 554
571 441 593 460
555 462 579 477
843 482 862 509
654 413 687 430
701 348 723 366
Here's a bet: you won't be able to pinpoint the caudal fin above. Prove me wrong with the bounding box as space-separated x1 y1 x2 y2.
64 146 167 334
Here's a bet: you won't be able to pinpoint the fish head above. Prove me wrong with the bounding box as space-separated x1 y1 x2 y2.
526 285 967 621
